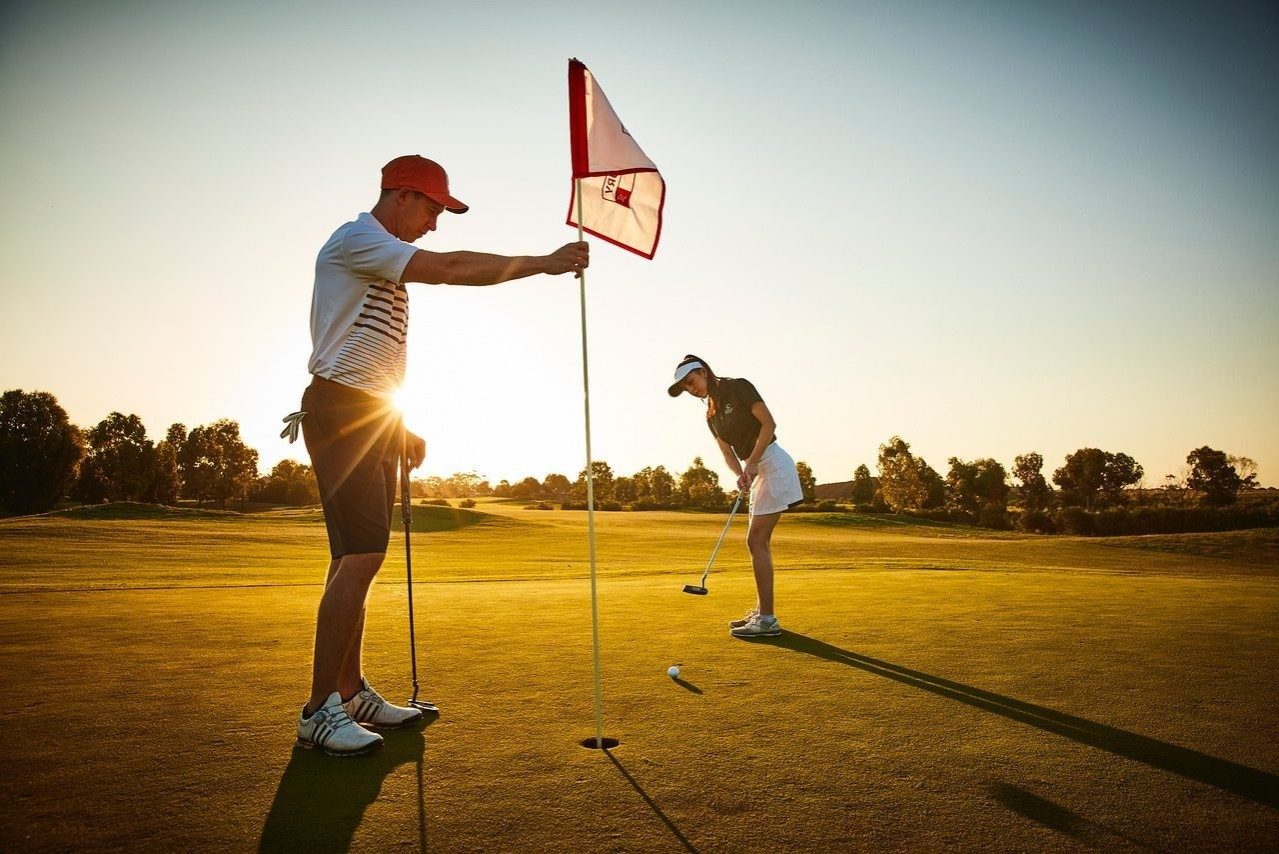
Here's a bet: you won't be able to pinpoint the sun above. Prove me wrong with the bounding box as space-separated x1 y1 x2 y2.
392 384 430 438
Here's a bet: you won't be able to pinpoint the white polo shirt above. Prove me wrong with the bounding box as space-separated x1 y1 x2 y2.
308 212 418 397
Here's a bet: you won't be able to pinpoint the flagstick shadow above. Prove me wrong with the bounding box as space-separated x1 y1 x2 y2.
755 631 1279 809
416 749 429 853
259 728 428 853
603 749 698 853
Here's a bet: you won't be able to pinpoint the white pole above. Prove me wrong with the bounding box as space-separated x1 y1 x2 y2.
576 179 605 750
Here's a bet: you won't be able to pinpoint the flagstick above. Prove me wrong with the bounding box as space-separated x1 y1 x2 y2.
576 179 605 750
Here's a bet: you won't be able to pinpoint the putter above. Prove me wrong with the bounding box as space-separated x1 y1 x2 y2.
401 434 439 715
682 490 744 595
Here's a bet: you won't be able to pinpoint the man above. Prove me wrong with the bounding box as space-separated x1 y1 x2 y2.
296 155 588 756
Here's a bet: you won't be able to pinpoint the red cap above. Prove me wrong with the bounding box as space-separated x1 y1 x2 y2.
380 155 468 214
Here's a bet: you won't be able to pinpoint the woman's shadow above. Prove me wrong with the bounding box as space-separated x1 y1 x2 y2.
754 630 1279 809
259 727 429 853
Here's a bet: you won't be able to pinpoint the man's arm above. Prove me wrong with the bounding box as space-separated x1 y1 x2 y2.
405 430 426 470
401 241 588 286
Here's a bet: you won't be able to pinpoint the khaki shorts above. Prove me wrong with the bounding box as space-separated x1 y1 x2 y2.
300 376 402 558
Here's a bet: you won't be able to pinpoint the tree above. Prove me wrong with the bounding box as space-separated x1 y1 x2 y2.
0 389 86 515
795 461 817 503
946 458 982 514
185 420 259 509
648 466 676 505
1053 448 1143 509
252 459 320 505
850 464 876 504
946 457 1009 516
74 413 156 503
1101 452 1143 505
573 461 614 502
1227 455 1259 489
167 423 193 496
630 466 676 505
411 475 445 498
917 458 945 509
629 467 653 502
1012 452 1052 512
541 473 572 500
146 440 182 505
445 471 489 498
679 457 726 509
877 436 926 512
492 480 513 498
613 475 637 503
1186 446 1250 507
511 476 542 500
1053 448 1108 510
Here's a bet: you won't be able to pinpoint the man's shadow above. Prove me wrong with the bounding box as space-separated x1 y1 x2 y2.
259 727 430 853
756 631 1279 809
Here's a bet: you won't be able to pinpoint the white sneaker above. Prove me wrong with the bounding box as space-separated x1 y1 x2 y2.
297 692 383 756
729 608 759 629
343 678 425 730
730 614 782 638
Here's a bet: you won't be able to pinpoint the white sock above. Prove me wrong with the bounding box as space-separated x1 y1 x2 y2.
760 613 776 622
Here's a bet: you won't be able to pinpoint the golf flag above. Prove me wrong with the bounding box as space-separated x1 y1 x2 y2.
567 58 665 259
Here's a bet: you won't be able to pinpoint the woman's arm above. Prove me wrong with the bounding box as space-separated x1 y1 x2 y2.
740 401 777 487
716 437 743 484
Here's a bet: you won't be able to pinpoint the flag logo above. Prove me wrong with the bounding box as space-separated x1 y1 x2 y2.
601 174 634 208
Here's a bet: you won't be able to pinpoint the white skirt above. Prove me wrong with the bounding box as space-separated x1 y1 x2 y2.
750 442 804 516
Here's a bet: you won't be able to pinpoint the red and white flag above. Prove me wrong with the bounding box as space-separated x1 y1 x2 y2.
567 58 665 259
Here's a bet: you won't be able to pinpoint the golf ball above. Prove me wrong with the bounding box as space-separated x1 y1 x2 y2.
667 665 680 678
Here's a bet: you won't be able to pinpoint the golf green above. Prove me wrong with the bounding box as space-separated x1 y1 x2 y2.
1 502 1275 850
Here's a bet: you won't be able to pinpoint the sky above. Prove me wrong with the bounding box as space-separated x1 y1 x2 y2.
2 0 1276 489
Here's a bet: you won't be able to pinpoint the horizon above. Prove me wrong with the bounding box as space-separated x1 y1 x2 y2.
6 383 1270 493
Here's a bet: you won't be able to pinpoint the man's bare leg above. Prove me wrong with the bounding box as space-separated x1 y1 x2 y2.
306 552 384 714
321 558 367 700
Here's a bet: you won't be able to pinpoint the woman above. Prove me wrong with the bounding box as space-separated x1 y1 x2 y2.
668 354 804 638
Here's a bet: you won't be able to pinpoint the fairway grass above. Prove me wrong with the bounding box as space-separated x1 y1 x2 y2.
3 501 1276 593
1 503 1276 850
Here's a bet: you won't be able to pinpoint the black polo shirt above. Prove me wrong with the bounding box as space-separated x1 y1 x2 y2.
706 377 776 460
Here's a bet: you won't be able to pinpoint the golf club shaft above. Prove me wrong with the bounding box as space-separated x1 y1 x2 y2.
700 491 743 586
401 432 420 700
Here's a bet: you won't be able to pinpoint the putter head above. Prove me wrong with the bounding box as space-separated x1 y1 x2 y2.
408 699 440 714
682 584 709 595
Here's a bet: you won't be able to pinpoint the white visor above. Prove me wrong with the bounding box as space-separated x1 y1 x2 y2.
668 361 705 397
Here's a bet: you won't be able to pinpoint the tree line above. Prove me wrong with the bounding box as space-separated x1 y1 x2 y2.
1 390 294 513
0 390 1265 530
840 436 1264 533
482 458 818 510
0 389 814 515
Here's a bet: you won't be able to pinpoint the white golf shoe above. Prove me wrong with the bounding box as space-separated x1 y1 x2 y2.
297 692 383 756
730 614 782 638
343 678 425 730
729 608 759 629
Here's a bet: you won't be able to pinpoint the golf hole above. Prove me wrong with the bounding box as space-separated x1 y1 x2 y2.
578 736 620 750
